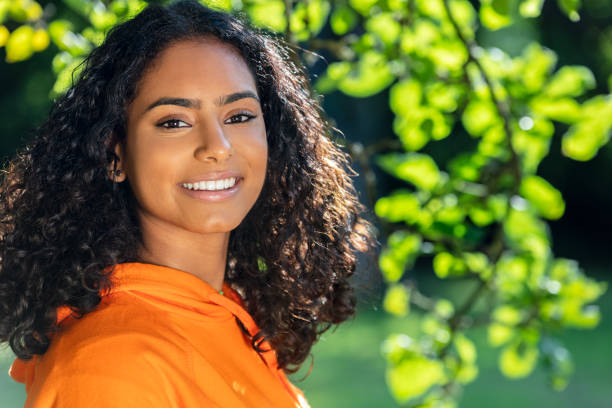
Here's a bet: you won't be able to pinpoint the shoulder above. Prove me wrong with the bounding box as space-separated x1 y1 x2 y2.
33 294 192 407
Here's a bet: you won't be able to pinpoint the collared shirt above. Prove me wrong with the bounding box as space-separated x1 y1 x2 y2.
9 262 310 407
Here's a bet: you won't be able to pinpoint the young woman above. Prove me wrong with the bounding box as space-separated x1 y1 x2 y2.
0 1 376 406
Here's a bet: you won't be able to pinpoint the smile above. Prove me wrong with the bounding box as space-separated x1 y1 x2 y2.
179 177 242 202
182 177 237 191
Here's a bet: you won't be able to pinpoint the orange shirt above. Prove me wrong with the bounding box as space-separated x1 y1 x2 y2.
9 262 310 407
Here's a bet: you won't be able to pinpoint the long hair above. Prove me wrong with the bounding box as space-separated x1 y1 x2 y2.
0 0 377 373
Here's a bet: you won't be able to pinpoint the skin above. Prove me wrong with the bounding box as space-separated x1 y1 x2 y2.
109 38 268 291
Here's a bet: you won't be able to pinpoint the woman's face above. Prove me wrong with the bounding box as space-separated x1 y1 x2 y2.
115 38 267 235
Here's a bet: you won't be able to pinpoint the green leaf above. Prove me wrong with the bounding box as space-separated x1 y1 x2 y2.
454 333 477 364
428 40 469 72
48 19 91 56
462 98 501 137
493 304 524 325
386 355 446 402
543 66 596 98
519 175 565 220
378 230 422 282
434 299 455 319
246 1 286 32
433 252 466 278
62 0 93 17
519 0 545 17
383 283 411 316
488 323 515 346
50 56 86 97
200 0 233 11
499 339 539 378
504 208 549 242
390 79 422 116
381 333 419 365
330 5 357 35
4 24 33 62
425 82 463 113
375 152 441 191
290 0 331 40
521 43 558 94
365 12 401 46
0 25 9 47
479 3 513 30
89 3 117 30
349 0 378 16
415 0 446 20
374 190 421 223
561 95 612 161
337 50 395 97
557 0 581 22
31 27 48 51
529 97 581 124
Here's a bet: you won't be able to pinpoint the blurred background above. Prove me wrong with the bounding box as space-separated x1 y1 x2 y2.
0 0 610 407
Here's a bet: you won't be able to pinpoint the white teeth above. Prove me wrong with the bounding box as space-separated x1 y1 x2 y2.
182 177 237 191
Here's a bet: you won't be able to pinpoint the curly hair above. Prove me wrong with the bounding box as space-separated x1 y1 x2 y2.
0 0 377 373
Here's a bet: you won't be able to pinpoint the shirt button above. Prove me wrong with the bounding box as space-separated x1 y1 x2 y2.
232 380 246 395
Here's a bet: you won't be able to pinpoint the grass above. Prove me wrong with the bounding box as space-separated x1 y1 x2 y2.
1 270 610 408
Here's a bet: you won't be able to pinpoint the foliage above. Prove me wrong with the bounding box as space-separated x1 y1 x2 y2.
1 0 609 406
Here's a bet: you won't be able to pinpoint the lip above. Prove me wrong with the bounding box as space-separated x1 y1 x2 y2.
179 177 243 202
180 171 242 184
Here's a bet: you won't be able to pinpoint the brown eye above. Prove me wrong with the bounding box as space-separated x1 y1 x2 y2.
156 119 191 129
225 113 256 124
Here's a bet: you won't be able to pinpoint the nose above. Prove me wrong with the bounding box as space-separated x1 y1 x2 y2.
194 120 234 162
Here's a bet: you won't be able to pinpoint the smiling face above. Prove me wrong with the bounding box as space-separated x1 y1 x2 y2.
113 38 268 238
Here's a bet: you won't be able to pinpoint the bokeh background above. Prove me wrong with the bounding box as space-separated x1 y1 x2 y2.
1 0 611 407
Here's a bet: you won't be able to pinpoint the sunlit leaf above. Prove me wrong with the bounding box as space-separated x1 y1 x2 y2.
374 190 421 223
0 25 8 47
428 40 469 72
390 79 422 116
557 0 581 21
349 0 378 16
543 66 596 98
433 252 466 278
454 332 477 363
378 230 422 282
499 339 539 378
246 1 286 32
384 283 411 316
50 56 85 97
521 43 558 94
561 95 612 161
462 98 500 137
330 5 357 35
387 355 446 402
488 323 515 346
519 0 545 17
375 152 441 191
5 24 33 62
479 3 513 30
365 12 400 46
200 0 233 11
520 175 565 220
31 27 48 51
529 97 581 124
337 50 395 97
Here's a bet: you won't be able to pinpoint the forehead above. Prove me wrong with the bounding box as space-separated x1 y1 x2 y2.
132 38 257 105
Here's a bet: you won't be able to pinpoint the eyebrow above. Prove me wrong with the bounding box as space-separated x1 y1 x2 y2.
144 91 260 113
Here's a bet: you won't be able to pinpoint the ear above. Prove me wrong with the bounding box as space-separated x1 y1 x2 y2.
107 133 127 183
